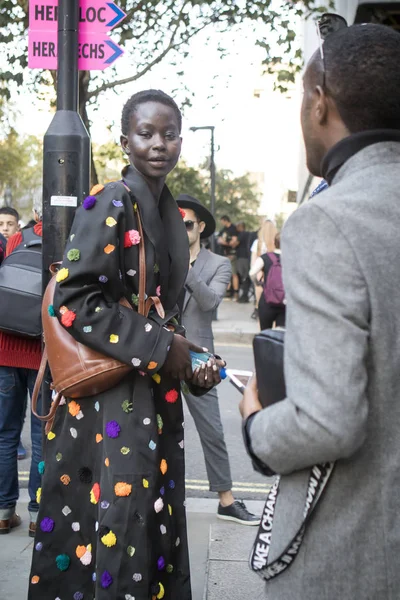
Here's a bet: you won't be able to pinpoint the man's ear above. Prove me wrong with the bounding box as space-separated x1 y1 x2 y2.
314 85 329 126
120 135 130 155
199 221 206 235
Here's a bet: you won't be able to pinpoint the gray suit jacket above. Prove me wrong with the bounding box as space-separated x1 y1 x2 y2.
182 247 231 353
250 142 400 599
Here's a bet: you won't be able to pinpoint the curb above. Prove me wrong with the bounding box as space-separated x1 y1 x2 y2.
213 331 255 346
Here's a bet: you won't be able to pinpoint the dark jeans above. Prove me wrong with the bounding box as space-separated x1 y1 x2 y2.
0 366 42 518
237 257 251 298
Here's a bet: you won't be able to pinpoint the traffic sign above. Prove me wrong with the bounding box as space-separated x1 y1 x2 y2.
29 0 126 33
28 0 126 70
29 30 123 70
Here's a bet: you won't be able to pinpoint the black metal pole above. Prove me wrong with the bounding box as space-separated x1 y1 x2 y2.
189 125 216 252
57 0 79 111
210 126 216 252
41 0 90 413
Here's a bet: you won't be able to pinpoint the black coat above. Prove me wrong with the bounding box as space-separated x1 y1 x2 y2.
29 167 192 600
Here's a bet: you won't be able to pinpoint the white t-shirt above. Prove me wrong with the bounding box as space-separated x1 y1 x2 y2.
251 239 266 255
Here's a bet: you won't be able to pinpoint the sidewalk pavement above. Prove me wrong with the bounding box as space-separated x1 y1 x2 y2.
213 298 258 346
1 491 265 600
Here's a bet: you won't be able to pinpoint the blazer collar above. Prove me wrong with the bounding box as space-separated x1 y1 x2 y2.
122 165 189 310
321 129 400 185
183 246 209 312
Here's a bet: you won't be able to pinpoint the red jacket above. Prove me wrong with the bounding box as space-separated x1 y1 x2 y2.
0 222 42 370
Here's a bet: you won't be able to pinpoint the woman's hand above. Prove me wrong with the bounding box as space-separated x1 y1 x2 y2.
190 358 221 389
163 334 204 381
239 375 262 419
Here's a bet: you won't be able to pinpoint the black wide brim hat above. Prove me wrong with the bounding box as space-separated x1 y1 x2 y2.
176 194 216 239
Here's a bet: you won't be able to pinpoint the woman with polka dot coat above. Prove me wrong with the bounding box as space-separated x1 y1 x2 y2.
28 90 220 600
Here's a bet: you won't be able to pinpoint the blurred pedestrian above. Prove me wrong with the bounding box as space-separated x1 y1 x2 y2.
232 222 252 303
29 89 221 600
177 194 259 525
250 219 277 319
241 21 400 599
0 200 43 537
217 215 239 299
249 232 285 329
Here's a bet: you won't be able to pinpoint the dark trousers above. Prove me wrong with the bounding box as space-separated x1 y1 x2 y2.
0 366 42 517
258 294 286 330
183 386 232 492
237 257 251 299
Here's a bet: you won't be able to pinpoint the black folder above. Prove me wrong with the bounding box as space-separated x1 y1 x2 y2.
253 328 286 408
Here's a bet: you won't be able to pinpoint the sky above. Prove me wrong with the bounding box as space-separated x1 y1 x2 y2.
12 16 305 217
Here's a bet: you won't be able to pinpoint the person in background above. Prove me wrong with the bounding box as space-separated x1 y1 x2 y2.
217 215 239 300
0 207 19 242
0 200 43 537
249 232 285 330
250 219 278 319
177 194 260 525
241 22 400 599
232 222 252 303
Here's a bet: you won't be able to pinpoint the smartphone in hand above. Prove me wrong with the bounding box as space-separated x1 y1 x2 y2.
226 369 253 393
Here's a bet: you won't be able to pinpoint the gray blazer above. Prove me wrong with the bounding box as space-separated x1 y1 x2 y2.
249 142 400 599
182 247 231 353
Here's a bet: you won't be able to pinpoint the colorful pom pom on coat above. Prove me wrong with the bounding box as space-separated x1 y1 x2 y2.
101 531 117 547
56 268 69 282
165 389 178 403
68 401 81 417
114 482 132 497
61 310 76 328
67 248 80 261
56 553 70 571
124 229 141 248
90 184 104 195
90 482 101 504
40 517 55 532
105 420 121 438
83 195 97 209
106 216 117 227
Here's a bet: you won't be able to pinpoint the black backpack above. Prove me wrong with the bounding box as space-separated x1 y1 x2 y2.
0 227 42 338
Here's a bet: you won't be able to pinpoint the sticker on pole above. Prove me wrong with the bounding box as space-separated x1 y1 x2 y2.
28 0 126 70
51 196 78 207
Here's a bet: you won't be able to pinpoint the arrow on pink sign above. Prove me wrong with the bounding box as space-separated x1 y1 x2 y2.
29 0 126 33
28 30 124 70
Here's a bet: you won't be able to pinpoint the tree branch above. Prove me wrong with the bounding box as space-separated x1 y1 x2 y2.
87 1 210 100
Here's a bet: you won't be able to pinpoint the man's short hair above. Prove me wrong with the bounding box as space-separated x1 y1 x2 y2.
0 207 19 221
323 24 400 133
220 215 230 222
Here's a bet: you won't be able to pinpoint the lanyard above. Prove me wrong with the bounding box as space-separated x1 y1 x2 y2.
250 462 334 581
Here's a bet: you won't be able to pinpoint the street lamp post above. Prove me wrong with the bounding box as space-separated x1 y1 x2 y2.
189 125 216 251
3 185 12 207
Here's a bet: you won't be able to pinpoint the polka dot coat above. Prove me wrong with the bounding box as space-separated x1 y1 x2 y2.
29 168 192 600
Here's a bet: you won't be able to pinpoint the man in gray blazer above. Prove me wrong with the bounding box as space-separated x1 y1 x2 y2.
241 22 400 598
177 194 259 525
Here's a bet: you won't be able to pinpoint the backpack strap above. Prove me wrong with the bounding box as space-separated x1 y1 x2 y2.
266 252 279 265
31 346 62 434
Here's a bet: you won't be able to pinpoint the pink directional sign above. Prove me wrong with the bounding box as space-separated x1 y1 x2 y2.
29 30 123 70
28 0 126 70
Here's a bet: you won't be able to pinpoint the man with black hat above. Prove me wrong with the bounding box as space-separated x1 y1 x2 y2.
177 193 260 525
